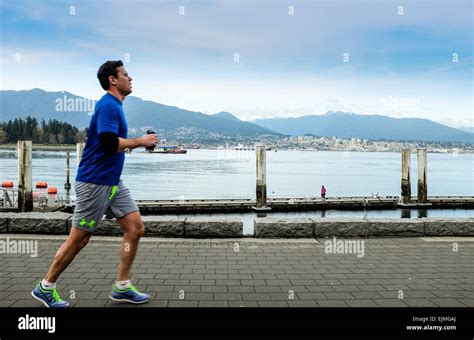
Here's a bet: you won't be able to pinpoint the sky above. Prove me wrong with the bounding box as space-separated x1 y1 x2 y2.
0 0 473 128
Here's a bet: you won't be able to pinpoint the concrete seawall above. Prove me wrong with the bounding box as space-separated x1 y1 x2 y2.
0 212 473 238
254 217 474 237
0 213 243 238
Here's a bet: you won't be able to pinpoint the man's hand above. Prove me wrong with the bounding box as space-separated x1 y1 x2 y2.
117 133 158 153
141 133 158 148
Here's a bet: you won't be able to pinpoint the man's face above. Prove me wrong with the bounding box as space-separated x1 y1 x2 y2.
110 66 132 96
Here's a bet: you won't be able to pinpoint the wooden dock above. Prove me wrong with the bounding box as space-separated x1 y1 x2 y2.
1 195 473 214
132 196 474 214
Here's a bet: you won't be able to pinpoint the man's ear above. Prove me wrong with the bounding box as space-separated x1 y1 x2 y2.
108 75 117 86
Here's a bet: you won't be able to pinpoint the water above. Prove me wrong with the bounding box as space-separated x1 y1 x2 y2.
0 149 472 200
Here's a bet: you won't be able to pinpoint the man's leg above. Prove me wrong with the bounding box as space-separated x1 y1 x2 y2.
45 227 92 282
107 181 149 304
116 210 144 281
109 210 149 304
32 227 92 307
45 181 103 282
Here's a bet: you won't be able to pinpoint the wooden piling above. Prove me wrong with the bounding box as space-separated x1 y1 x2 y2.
401 148 411 204
17 140 33 212
65 151 71 203
76 142 85 166
417 148 427 203
65 151 70 182
256 144 267 208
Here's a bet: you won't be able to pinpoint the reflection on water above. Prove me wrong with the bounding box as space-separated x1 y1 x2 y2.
401 209 411 218
0 150 67 159
418 209 428 218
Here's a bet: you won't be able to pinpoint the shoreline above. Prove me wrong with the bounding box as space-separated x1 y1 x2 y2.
0 144 473 153
0 144 76 151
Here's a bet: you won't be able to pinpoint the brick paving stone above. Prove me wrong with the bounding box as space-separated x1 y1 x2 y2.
257 301 289 307
430 299 469 307
287 301 318 307
318 300 348 307
373 299 408 307
229 301 258 307
198 301 229 307
0 235 472 307
346 300 379 307
228 286 255 293
168 301 199 307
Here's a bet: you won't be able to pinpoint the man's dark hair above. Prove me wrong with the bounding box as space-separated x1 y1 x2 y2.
97 60 123 90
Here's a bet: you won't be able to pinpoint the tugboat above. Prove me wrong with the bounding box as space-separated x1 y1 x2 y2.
149 145 187 154
146 135 187 154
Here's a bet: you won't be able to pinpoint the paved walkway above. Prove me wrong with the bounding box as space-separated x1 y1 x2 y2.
0 234 472 307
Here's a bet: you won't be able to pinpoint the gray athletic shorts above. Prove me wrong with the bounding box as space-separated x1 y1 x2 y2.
72 180 139 232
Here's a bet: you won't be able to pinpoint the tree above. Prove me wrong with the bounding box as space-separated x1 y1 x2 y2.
0 117 83 144
48 133 57 144
36 128 44 143
0 128 7 144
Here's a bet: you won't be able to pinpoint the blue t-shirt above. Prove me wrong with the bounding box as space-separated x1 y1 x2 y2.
76 93 128 186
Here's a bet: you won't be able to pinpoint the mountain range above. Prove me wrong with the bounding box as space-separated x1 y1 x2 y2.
0 89 279 141
252 111 473 143
0 89 472 144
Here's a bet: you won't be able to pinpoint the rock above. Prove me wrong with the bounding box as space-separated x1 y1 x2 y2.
255 218 313 238
365 218 424 237
185 216 242 237
91 219 123 236
7 212 70 234
311 218 370 237
142 215 185 237
423 218 474 236
0 215 8 232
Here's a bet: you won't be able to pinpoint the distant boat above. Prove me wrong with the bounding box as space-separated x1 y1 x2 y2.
148 145 187 154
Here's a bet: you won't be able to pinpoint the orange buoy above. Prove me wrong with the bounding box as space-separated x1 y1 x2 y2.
2 180 14 188
47 186 58 194
36 181 48 189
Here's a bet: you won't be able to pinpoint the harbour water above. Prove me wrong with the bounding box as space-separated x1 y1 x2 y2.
0 149 472 200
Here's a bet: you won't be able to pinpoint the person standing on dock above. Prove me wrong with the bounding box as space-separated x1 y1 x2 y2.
31 60 157 307
321 185 327 199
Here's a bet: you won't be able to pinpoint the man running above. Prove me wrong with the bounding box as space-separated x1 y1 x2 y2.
32 60 157 307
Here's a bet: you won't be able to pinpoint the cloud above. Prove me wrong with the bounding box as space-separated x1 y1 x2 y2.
0 0 472 128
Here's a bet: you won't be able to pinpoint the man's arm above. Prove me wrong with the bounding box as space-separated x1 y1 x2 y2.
117 137 144 152
100 133 157 154
117 133 158 153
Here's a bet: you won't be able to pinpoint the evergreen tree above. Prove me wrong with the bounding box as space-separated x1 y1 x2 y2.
0 117 85 144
